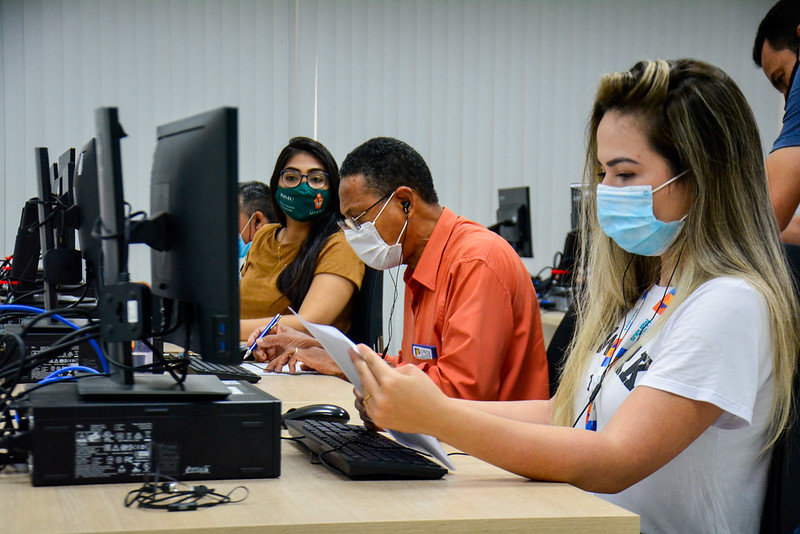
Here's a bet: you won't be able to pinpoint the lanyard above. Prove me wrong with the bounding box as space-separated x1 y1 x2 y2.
584 287 676 431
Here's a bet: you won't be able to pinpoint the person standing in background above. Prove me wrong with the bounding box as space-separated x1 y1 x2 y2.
754 0 800 243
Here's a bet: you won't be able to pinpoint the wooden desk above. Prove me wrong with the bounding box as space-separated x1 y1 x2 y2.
1 374 638 533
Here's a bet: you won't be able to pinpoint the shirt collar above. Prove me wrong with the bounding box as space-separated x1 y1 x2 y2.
404 207 457 291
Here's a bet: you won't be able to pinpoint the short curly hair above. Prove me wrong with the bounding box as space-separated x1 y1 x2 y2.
339 137 438 204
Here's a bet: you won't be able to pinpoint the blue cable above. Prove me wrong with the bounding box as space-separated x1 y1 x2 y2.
38 365 101 384
0 304 108 373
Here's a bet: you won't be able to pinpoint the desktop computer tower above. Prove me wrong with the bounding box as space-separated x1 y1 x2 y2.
21 380 281 486
0 324 103 383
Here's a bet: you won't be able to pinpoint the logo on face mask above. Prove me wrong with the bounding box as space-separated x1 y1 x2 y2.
277 183 330 222
596 171 687 256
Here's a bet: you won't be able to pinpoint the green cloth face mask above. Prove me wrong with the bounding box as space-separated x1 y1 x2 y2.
276 183 331 222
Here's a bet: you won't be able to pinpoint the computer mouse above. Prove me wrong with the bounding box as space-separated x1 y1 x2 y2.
282 404 350 426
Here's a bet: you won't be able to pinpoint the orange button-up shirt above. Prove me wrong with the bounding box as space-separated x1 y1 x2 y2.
386 207 549 401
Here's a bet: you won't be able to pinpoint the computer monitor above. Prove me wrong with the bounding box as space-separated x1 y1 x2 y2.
53 148 77 251
7 199 42 301
42 149 83 289
149 107 240 364
491 186 533 258
570 183 585 231
77 107 233 399
33 148 59 309
73 138 102 287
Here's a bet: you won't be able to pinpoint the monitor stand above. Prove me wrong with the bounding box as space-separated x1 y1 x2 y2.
77 374 231 401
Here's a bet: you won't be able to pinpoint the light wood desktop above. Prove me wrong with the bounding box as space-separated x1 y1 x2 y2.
1 373 638 533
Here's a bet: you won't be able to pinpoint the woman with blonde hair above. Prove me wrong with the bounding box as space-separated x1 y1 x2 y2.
350 59 800 533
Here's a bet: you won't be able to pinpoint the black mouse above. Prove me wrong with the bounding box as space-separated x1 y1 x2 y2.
282 404 350 426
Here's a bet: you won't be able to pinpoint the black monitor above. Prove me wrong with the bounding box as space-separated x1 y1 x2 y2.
149 107 240 364
33 148 58 309
491 186 533 258
77 107 234 399
8 147 84 306
7 199 42 301
53 148 77 251
73 138 102 286
43 149 83 290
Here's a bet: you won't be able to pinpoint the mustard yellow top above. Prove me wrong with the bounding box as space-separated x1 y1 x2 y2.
239 224 364 333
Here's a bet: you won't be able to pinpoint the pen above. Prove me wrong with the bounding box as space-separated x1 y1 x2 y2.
243 313 282 360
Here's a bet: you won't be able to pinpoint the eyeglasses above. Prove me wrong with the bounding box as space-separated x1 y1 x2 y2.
337 192 392 232
279 169 329 190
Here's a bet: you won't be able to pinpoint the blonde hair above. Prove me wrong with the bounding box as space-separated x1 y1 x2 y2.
551 59 800 451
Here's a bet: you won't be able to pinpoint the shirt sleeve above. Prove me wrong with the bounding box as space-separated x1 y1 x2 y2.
314 230 365 290
416 258 515 400
773 71 800 151
639 278 772 429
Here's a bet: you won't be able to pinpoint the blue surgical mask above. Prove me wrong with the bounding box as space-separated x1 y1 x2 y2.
596 171 687 256
238 234 252 259
238 212 255 259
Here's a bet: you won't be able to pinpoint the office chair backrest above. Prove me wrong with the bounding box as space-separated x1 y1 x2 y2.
545 305 577 398
760 368 800 534
759 243 800 534
347 267 383 351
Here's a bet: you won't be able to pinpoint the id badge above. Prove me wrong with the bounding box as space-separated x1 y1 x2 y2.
411 344 437 360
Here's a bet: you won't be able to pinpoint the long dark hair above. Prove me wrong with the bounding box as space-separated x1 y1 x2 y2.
269 137 341 309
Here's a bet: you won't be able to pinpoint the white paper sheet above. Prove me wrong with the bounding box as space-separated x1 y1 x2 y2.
292 310 455 471
240 362 318 375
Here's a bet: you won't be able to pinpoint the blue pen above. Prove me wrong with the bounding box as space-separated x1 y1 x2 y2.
243 313 282 360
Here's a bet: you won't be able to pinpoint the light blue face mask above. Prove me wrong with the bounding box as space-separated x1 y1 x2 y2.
596 171 688 256
238 234 252 259
238 212 255 259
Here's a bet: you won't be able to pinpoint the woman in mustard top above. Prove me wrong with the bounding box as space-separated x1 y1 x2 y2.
239 137 364 340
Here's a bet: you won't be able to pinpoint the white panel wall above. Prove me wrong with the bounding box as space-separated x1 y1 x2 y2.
0 0 779 353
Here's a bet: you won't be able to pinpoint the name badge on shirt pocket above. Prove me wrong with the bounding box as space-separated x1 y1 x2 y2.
411 344 437 360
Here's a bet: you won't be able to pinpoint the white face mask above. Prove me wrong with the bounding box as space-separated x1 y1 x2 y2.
343 193 408 270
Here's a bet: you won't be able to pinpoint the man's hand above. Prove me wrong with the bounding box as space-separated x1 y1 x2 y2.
245 323 320 363
265 345 344 377
247 323 343 377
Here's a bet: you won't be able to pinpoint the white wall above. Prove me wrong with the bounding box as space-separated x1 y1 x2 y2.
0 0 780 353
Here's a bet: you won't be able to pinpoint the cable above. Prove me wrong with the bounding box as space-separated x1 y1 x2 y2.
0 332 26 387
62 281 92 309
38 365 101 384
124 475 248 511
380 265 402 359
5 287 45 304
12 371 109 399
0 324 102 381
572 247 684 429
0 304 107 372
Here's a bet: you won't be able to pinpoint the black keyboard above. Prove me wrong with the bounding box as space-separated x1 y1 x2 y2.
285 419 448 480
187 356 261 383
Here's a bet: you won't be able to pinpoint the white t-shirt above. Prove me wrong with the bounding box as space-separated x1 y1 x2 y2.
573 277 774 534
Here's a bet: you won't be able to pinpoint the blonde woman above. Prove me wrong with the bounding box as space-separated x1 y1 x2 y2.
350 59 800 533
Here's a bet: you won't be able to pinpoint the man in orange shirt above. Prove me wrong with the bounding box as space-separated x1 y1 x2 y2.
251 137 549 401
